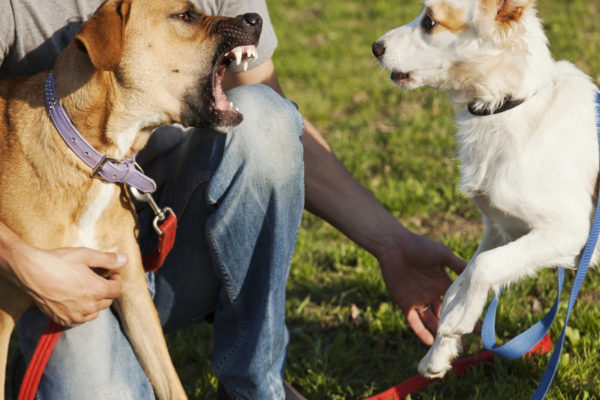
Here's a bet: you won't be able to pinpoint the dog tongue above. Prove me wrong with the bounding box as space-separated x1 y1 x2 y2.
214 63 232 111
213 45 258 112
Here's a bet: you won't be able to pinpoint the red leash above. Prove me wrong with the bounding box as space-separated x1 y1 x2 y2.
18 197 176 400
142 212 178 273
362 333 553 400
17 322 63 400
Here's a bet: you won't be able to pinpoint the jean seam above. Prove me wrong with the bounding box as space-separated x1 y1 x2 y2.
205 227 246 376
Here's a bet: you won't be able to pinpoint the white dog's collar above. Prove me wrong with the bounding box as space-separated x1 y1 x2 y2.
468 96 526 116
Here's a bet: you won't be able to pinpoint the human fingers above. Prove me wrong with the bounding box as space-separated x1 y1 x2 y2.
95 298 114 311
88 250 128 270
78 311 100 324
419 305 439 335
66 248 128 270
97 276 122 301
433 301 443 319
108 272 121 282
473 320 482 334
42 305 99 327
406 307 434 346
443 249 466 275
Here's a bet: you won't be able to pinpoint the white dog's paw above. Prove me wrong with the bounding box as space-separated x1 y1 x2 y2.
418 350 451 379
438 272 487 335
418 336 461 379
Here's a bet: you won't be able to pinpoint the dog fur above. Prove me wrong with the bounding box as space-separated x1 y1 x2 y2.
373 0 599 378
0 0 261 398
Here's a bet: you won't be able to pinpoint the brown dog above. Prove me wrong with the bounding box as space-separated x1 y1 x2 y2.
0 0 262 398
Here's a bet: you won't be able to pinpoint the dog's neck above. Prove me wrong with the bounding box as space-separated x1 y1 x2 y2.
449 12 556 113
51 43 168 160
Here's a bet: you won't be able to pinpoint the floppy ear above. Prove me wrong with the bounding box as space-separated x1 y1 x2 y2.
75 0 131 71
477 0 532 42
494 0 531 25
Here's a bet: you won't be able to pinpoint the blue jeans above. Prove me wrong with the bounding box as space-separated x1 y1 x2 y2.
16 85 305 399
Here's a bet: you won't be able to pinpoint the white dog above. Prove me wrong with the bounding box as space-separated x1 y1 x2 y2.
373 0 599 378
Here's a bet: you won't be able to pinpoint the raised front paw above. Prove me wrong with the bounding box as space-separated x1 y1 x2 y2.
438 270 487 336
418 335 462 379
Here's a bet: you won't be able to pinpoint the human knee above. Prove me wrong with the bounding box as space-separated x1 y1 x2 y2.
26 309 155 399
226 84 305 185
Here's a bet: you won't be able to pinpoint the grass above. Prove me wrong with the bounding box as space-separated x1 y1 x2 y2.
169 0 600 398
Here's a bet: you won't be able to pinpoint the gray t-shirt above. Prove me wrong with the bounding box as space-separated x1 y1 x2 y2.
0 0 278 78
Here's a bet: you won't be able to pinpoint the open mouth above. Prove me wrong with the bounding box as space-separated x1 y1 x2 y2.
212 45 258 115
391 71 412 85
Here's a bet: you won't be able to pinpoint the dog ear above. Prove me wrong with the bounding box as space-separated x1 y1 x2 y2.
75 0 131 71
493 0 531 25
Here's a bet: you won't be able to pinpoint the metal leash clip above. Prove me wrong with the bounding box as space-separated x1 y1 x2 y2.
129 162 175 236
129 186 175 236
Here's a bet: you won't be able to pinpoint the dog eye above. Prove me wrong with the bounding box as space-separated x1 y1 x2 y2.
422 15 437 32
173 10 196 23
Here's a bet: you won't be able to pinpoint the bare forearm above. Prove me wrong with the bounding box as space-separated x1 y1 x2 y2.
303 119 411 258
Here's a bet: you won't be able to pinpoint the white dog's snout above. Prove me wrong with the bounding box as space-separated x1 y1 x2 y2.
372 40 386 59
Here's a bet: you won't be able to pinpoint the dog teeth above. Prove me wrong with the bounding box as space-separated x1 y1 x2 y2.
234 49 243 65
226 46 258 69
246 48 257 60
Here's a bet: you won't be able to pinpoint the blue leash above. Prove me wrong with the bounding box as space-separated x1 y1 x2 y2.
481 91 600 399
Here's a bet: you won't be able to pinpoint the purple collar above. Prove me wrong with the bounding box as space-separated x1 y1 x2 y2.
44 71 156 193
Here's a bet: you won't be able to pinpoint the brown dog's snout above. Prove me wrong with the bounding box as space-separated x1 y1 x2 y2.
242 13 262 29
372 41 386 59
219 13 262 42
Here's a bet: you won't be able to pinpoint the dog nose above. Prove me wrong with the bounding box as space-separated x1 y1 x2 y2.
372 41 386 58
242 13 262 27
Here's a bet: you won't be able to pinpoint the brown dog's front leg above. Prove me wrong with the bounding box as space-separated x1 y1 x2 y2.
0 280 32 400
113 246 186 400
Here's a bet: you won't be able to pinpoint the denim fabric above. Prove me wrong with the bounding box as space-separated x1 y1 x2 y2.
15 84 305 400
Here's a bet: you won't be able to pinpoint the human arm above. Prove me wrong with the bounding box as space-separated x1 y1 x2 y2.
302 123 466 345
224 61 466 345
0 221 126 326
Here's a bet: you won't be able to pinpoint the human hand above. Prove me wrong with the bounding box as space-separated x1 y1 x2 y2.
8 244 126 326
377 232 466 345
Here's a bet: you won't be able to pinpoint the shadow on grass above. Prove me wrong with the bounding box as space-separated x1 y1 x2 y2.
283 278 554 400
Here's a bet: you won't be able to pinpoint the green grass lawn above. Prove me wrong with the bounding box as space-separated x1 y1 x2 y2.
168 0 600 398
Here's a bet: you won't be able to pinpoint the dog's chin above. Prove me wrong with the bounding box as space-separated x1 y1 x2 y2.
210 109 244 133
179 66 244 132
180 106 243 133
390 70 418 89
